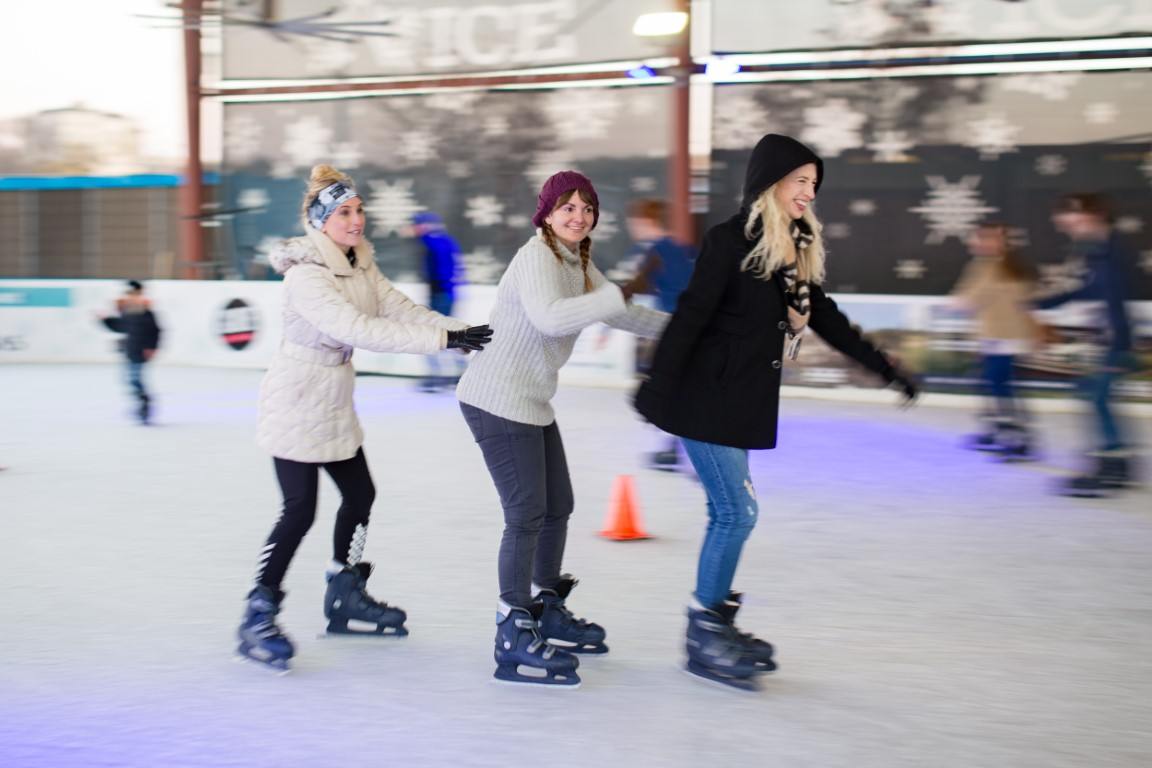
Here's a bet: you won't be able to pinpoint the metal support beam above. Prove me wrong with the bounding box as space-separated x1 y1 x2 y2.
668 0 694 247
181 0 205 279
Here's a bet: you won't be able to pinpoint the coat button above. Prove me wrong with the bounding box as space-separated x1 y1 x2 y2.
771 359 782 369
777 321 787 330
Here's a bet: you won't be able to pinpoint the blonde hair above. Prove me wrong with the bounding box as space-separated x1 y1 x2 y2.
742 184 826 284
300 164 356 225
540 189 595 293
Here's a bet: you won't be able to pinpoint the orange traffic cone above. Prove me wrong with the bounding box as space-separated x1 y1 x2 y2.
600 474 651 541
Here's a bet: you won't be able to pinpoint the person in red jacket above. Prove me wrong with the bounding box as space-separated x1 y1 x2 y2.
635 134 918 690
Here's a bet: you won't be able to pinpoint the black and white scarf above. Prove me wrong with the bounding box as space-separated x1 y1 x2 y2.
780 220 814 359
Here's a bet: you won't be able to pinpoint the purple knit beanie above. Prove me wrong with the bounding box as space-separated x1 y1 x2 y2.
532 170 600 230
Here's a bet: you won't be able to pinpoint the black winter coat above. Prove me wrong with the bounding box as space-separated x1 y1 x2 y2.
103 309 161 363
634 213 896 450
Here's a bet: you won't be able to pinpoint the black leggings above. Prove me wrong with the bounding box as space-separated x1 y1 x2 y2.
254 448 376 590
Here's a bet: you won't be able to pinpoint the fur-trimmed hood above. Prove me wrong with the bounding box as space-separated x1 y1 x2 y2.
268 227 376 276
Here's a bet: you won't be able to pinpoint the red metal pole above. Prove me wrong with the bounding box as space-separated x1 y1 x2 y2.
668 0 693 247
181 0 204 279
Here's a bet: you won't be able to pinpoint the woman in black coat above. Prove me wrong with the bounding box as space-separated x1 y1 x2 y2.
634 134 917 689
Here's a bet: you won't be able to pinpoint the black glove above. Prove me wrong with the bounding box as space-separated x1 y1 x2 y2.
888 369 920 406
446 324 493 352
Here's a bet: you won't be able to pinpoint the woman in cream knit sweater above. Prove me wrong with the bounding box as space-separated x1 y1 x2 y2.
456 170 668 686
238 164 492 672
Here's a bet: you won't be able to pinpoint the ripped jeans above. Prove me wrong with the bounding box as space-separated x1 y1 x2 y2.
681 438 760 608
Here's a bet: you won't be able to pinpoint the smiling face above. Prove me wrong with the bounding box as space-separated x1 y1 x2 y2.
545 190 596 248
772 163 819 220
321 196 366 249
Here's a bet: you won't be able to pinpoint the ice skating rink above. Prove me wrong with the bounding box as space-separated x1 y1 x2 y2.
1 364 1150 768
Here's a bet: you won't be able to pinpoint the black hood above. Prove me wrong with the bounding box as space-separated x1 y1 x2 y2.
741 134 824 209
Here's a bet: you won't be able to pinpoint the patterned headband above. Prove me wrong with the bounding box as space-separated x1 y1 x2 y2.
307 181 360 230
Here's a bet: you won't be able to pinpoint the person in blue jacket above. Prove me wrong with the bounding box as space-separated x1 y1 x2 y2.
411 211 464 392
1037 193 1139 496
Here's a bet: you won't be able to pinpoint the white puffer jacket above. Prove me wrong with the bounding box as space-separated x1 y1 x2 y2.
256 227 468 462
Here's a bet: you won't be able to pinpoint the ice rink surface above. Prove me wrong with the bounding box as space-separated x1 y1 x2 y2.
1 364 1150 768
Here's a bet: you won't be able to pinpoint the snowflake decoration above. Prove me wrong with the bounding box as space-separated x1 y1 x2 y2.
282 116 334 170
1038 259 1085 295
895 259 927 280
225 115 265 165
364 179 422 238
713 93 770 151
1034 154 1067 176
1001 73 1082 101
331 142 363 170
465 195 505 228
462 246 506 284
446 161 472 179
1084 102 1118 125
398 131 437 165
237 188 270 210
594 210 620 241
824 222 851 239
482 115 509 138
909 175 999 244
544 89 621 144
524 150 574 189
868 130 914 163
506 214 531 230
801 99 866 158
631 176 658 193
269 157 297 180
849 199 877 216
1114 216 1144 234
964 115 1021 160
1140 250 1152 274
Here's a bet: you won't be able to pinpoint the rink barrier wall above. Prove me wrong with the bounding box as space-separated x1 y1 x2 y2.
1 279 1149 408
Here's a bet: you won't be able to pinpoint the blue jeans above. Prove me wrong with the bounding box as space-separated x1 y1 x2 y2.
1080 350 1132 451
681 438 760 608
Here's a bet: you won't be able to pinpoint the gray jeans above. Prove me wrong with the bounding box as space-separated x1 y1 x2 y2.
459 402 574 607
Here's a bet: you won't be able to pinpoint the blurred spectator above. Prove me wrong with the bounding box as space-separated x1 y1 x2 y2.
951 223 1042 461
97 279 161 425
1037 194 1139 496
410 211 464 392
623 199 696 471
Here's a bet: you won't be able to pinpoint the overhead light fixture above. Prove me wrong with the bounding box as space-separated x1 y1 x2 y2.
632 12 688 37
627 64 658 79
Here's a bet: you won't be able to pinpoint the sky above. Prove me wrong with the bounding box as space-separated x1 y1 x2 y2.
0 0 192 161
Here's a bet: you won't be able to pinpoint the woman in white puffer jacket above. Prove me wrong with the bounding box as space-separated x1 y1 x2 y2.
238 164 493 672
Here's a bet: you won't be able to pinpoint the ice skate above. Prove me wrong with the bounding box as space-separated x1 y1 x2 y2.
535 575 608 654
236 585 294 673
684 600 766 691
324 562 408 636
493 601 580 687
716 592 776 672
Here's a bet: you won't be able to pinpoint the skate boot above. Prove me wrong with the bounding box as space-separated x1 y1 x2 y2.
137 394 152 425
535 575 608 654
493 601 580 687
324 562 408 636
716 592 776 672
236 585 295 672
647 449 681 472
994 423 1034 463
1061 451 1135 497
684 600 767 691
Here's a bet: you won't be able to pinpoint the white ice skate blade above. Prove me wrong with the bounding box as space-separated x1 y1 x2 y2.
489 677 581 690
233 653 291 676
679 663 762 693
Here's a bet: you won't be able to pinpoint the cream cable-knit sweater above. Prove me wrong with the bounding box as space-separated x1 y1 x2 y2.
457 233 669 425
